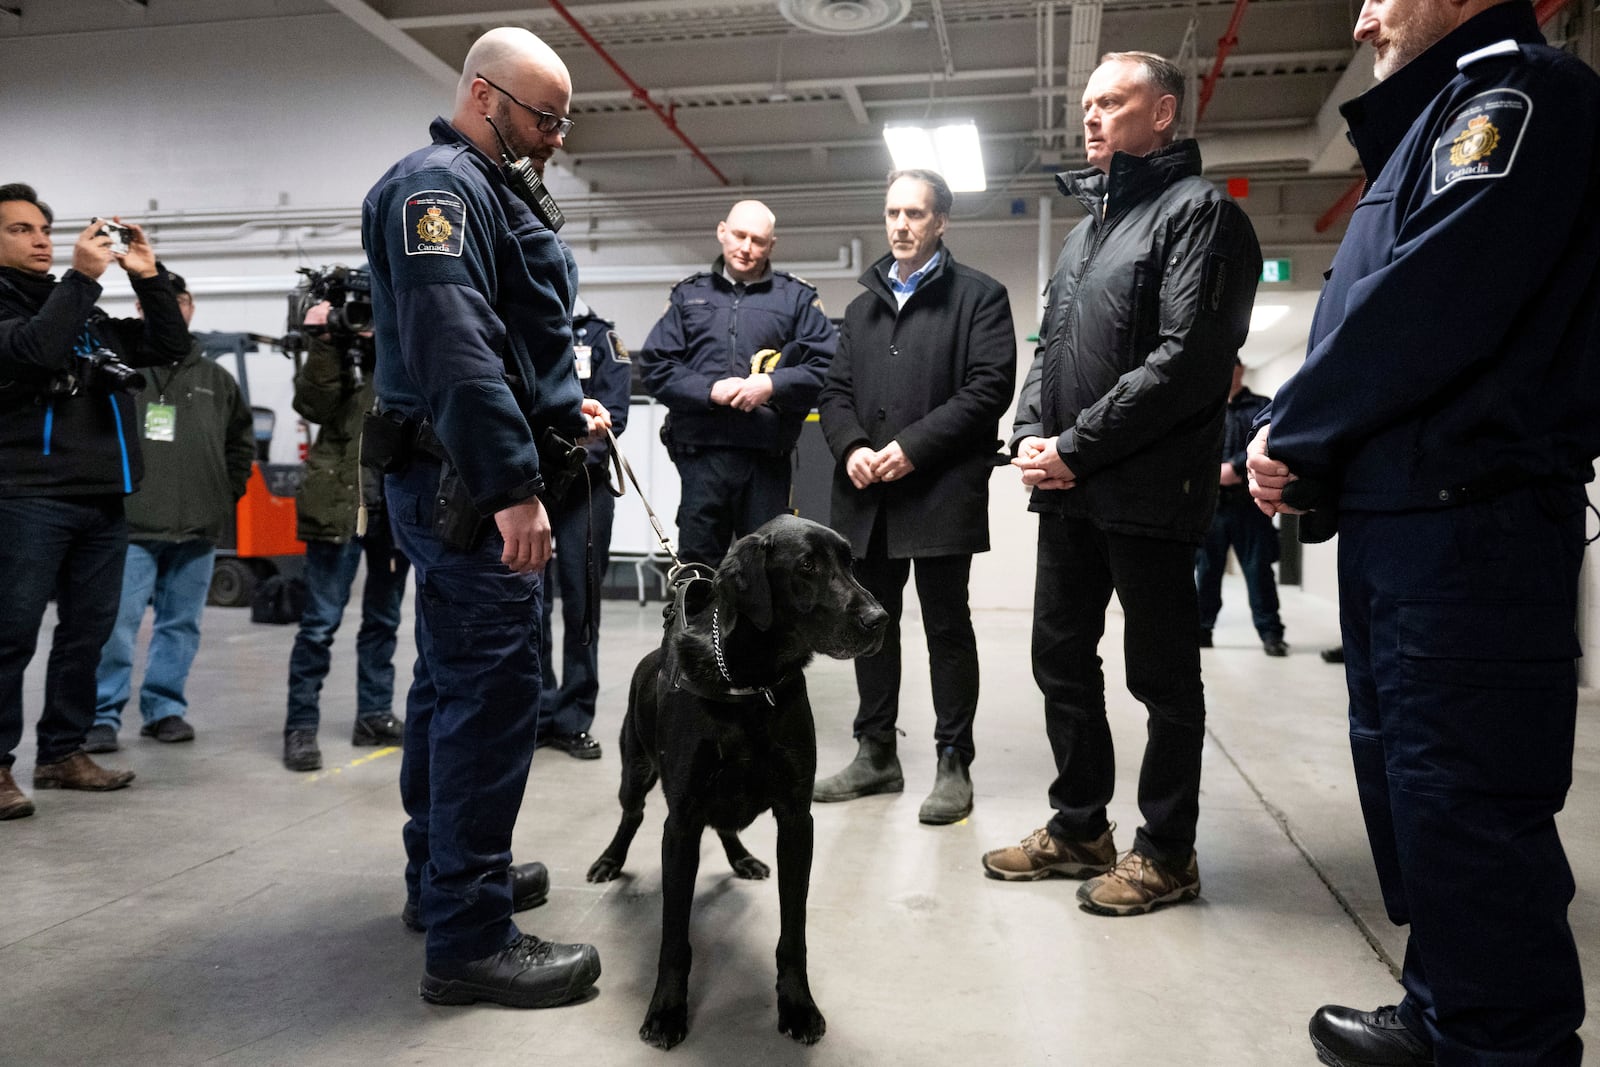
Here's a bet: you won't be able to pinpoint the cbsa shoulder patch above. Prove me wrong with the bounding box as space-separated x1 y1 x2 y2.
1431 89 1531 194
403 189 467 257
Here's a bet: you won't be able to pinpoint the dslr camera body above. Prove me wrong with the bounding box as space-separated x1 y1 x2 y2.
47 347 146 397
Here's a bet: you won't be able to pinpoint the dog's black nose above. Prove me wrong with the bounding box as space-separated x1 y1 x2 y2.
857 602 889 633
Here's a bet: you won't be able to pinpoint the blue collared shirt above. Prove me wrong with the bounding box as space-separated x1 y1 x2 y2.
886 251 941 308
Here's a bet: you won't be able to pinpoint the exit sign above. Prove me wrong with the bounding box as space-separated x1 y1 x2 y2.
1261 258 1292 283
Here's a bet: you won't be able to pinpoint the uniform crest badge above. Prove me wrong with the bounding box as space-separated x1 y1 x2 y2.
416 205 454 245
1448 116 1500 167
403 190 467 257
1431 88 1530 194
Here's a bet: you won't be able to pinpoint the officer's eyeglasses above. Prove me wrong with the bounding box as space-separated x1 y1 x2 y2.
476 73 575 138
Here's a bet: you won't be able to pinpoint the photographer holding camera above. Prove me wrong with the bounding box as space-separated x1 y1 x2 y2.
0 183 189 821
281 281 411 774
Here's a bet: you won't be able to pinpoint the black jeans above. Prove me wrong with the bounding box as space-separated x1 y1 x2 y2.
0 494 128 768
1032 514 1205 864
851 517 979 762
672 448 791 566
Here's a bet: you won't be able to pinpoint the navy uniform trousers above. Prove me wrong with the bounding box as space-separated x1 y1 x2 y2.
536 469 616 740
1339 485 1585 1066
386 457 544 965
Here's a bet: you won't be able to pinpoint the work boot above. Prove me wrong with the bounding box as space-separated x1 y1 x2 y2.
420 933 601 1009
1308 1004 1433 1066
982 825 1116 881
812 736 902 802
283 730 322 772
404 860 551 932
33 751 135 791
1077 849 1200 916
352 712 403 747
918 746 973 825
0 767 35 820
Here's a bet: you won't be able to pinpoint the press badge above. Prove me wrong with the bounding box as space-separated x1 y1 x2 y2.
145 403 176 442
574 344 592 380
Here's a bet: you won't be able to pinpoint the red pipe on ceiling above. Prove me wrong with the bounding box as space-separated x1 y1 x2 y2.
542 0 731 185
1317 0 1572 232
1197 0 1252 121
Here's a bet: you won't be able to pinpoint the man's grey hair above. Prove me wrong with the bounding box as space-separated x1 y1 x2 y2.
887 169 953 217
0 182 52 225
1099 51 1186 114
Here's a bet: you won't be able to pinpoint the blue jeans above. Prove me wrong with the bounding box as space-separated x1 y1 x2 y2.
387 458 545 965
538 471 615 739
0 495 128 768
1195 492 1284 639
283 524 410 733
94 539 216 729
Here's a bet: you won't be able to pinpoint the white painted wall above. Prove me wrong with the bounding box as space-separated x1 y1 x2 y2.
9 12 1593 675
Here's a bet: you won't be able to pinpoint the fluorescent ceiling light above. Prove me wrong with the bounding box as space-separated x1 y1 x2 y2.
1249 304 1291 332
882 122 987 192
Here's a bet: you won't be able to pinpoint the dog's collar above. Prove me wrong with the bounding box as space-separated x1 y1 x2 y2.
708 605 776 705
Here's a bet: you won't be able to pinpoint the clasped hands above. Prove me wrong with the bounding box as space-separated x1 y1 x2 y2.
710 373 774 412
1011 436 1077 490
845 441 914 490
1244 425 1305 517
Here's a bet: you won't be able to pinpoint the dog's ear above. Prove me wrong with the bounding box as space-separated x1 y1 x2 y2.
720 533 774 631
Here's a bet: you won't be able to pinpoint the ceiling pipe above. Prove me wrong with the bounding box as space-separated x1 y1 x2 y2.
1196 0 1251 121
1317 0 1572 232
541 0 731 185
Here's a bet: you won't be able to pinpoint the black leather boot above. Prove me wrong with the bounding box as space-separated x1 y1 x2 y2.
812 736 902 802
1309 1004 1433 1066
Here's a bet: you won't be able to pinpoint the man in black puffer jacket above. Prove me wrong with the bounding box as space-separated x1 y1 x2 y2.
980 53 1260 916
0 182 188 819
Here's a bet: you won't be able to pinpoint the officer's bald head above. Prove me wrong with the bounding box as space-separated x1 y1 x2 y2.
452 28 572 167
717 200 777 282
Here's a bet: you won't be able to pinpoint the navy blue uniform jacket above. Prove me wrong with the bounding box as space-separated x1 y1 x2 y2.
638 257 836 455
1263 2 1600 512
363 117 586 515
572 307 632 466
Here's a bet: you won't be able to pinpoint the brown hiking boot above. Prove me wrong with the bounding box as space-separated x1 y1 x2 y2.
981 825 1116 881
0 766 35 819
1077 849 1200 916
33 751 135 792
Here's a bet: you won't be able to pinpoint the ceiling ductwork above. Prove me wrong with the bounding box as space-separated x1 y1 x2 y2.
778 0 912 35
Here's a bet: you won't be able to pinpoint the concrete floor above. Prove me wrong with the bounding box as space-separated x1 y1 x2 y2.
3 572 1597 1066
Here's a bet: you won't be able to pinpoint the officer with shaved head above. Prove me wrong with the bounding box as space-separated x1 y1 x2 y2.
639 200 838 565
362 26 608 1009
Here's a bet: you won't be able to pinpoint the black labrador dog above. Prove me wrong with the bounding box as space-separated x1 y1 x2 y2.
587 515 888 1050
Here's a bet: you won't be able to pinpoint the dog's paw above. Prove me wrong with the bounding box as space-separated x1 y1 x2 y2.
587 856 623 882
640 1004 689 1050
777 998 826 1045
730 855 770 880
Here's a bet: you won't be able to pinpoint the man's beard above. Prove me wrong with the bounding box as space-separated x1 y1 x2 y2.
493 99 546 172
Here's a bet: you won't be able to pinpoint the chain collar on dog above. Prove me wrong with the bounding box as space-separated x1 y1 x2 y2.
711 605 776 706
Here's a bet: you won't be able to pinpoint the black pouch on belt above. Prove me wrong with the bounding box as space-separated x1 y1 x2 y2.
537 427 588 502
433 462 489 552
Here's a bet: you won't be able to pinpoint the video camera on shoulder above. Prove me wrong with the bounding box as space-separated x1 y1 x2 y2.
282 264 374 377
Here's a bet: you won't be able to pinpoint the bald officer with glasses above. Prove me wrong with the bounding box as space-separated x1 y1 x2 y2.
362 26 609 1010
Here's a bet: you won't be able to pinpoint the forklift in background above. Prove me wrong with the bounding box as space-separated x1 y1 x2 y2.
196 331 306 607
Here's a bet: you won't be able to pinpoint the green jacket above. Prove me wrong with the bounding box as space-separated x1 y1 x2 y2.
125 340 254 543
293 336 374 543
